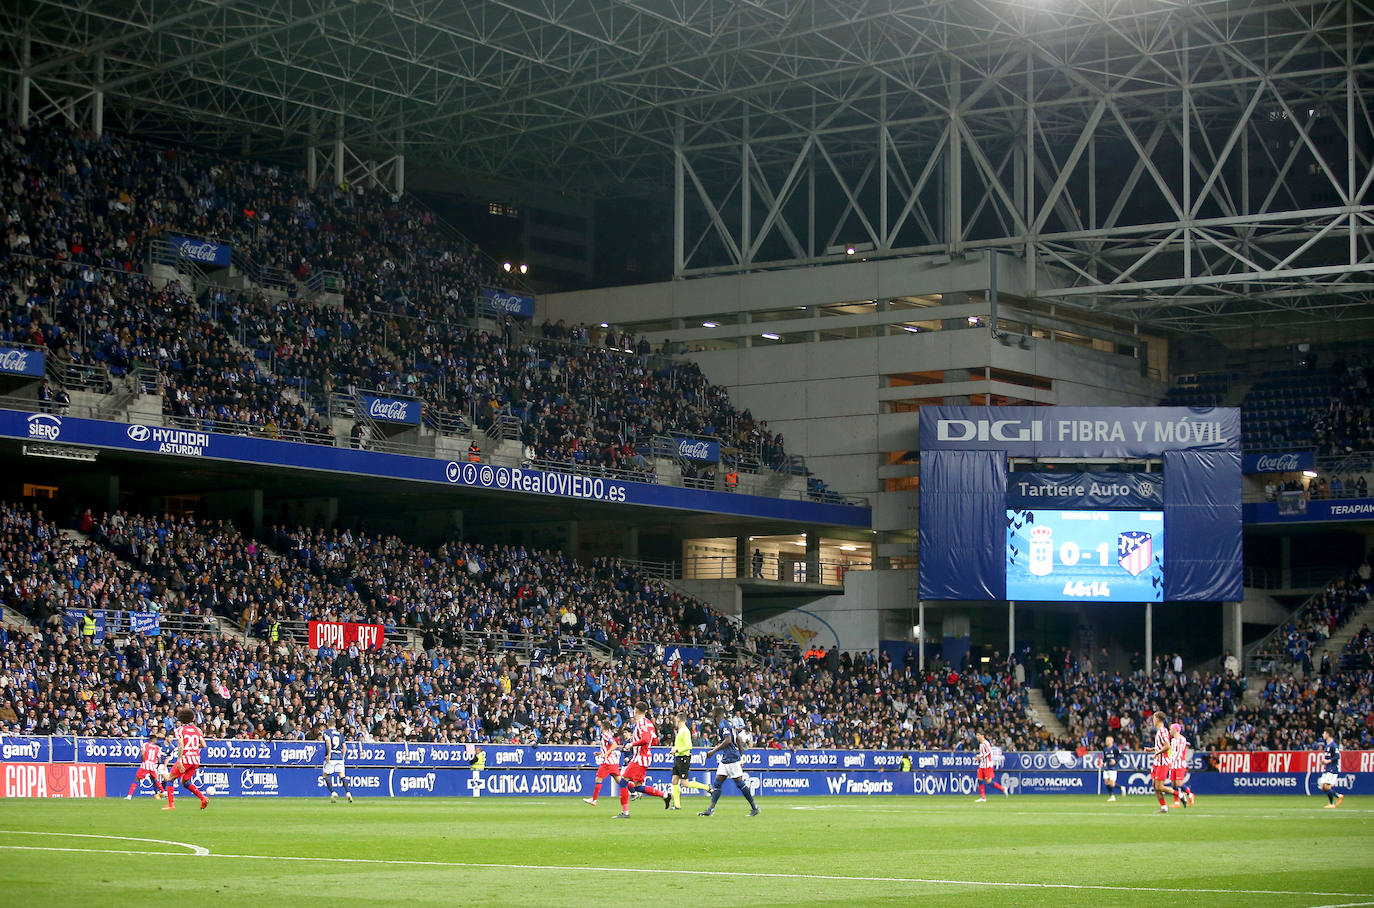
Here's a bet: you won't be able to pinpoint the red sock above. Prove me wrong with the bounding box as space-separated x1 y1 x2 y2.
978 784 985 798
166 786 175 808
643 785 665 798
591 782 602 802
993 783 1005 792
128 781 138 797
619 788 630 812
1158 795 1166 806
185 781 206 803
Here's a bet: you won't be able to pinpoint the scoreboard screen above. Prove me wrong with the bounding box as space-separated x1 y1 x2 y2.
1005 509 1164 602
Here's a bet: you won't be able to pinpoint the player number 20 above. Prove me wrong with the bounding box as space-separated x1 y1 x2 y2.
1058 541 1111 566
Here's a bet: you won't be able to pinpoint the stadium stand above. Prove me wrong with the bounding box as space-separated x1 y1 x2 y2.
2 121 799 483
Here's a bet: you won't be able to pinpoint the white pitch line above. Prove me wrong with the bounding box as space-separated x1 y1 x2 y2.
1303 902 1374 908
0 842 1370 899
0 830 208 855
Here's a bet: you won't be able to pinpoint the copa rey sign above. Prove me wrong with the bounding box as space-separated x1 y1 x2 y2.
308 620 386 650
919 406 1240 456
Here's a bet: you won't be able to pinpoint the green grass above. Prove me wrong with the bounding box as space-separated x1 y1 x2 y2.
0 796 1370 906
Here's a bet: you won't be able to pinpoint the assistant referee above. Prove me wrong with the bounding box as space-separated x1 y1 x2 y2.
670 713 712 810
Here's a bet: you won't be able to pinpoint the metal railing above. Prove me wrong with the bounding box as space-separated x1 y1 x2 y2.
1242 565 1346 590
683 553 867 585
1241 568 1348 676
165 412 335 446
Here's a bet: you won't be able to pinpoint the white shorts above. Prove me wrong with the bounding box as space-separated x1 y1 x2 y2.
1319 772 1340 788
715 761 746 780
323 760 346 776
156 766 171 783
1102 770 1117 786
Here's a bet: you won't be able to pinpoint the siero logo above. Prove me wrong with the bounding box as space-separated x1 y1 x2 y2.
26 413 61 441
1 740 42 759
0 350 34 373
399 773 436 793
240 770 279 791
1255 453 1303 472
126 424 151 442
936 418 1043 443
368 398 413 421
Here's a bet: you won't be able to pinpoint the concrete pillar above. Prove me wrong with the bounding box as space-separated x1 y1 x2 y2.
805 531 821 583
624 525 639 560
1008 600 1016 660
736 536 749 579
105 473 119 513
1281 537 1292 588
19 36 31 126
307 146 318 189
739 311 752 348
917 601 926 670
92 54 104 138
324 496 339 530
1144 602 1153 671
1222 601 1243 667
250 489 264 538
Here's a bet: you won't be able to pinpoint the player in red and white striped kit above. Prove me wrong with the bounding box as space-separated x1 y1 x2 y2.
973 732 1007 802
126 737 170 800
611 703 670 818
583 720 622 806
1150 711 1177 813
164 706 209 811
1168 723 1194 808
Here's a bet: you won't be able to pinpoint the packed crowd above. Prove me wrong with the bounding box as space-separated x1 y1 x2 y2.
1 120 799 478
1041 657 1247 750
1249 563 1372 675
0 497 1057 749
1207 666 1374 751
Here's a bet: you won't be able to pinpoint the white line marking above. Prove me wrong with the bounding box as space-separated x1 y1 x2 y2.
0 843 1369 899
0 830 208 855
1304 902 1374 908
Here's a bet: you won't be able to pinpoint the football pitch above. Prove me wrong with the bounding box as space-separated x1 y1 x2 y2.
0 796 1370 907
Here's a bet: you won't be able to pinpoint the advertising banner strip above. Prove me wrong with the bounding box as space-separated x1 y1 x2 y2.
167 235 232 268
1242 451 1316 474
308 620 387 651
1244 496 1374 524
0 408 869 527
95 765 1374 799
1005 472 1163 510
358 394 421 426
919 406 1241 456
478 287 535 318
0 346 44 378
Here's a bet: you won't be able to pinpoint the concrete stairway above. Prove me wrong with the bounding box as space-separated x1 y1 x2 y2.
1315 598 1374 664
1025 687 1069 740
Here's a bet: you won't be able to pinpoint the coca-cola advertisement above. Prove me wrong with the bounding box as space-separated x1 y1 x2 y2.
308 621 387 651
1242 450 1315 473
359 394 420 425
674 437 720 462
0 346 44 378
167 234 232 267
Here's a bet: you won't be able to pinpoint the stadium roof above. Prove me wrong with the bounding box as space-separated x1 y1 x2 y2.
4 0 1373 331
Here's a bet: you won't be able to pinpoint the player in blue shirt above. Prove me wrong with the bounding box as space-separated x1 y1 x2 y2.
1317 730 1343 809
321 719 353 804
1101 735 1122 802
698 709 759 817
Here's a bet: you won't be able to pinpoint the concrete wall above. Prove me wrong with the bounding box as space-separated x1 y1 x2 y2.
744 570 914 653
